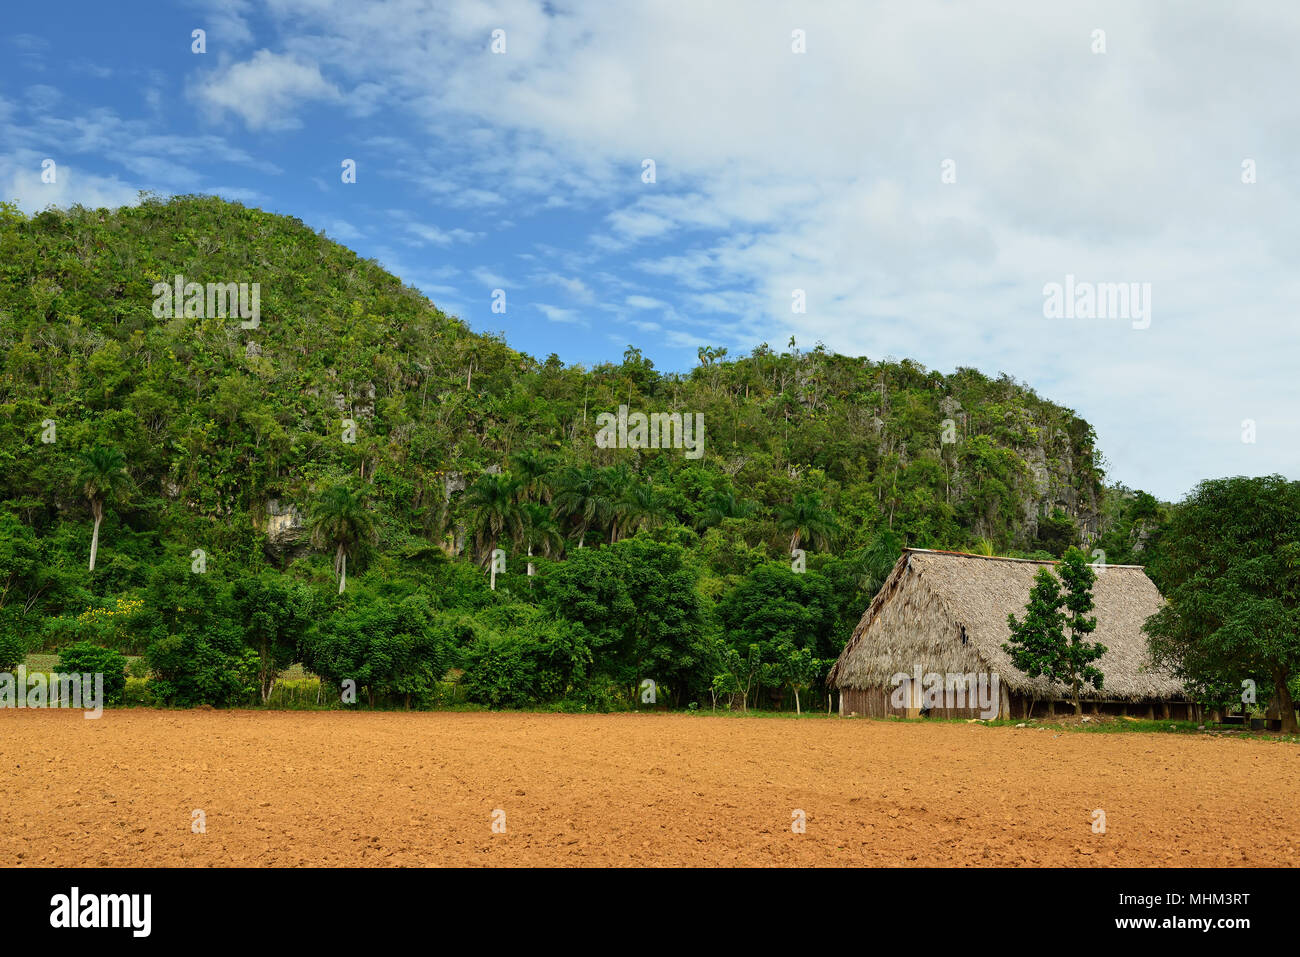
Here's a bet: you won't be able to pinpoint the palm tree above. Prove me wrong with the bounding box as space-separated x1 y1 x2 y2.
519 502 564 575
510 450 554 504
599 465 636 543
776 490 837 552
615 483 671 541
308 484 378 594
463 472 523 567
552 465 615 549
695 489 753 530
859 529 904 596
76 445 130 572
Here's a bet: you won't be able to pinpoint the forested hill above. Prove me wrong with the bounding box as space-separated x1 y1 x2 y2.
0 195 1135 675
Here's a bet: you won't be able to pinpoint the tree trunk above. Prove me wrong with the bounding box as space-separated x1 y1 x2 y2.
1274 671 1298 734
88 509 102 571
337 547 347 594
794 687 801 715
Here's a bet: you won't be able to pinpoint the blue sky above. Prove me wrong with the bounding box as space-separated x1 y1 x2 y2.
3 0 1299 501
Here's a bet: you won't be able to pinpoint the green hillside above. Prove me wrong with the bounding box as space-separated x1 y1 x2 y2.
0 194 1149 709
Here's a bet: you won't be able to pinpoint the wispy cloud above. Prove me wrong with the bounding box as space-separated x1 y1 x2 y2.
535 303 585 325
192 50 340 130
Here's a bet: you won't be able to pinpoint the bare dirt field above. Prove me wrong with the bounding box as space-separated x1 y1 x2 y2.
2 710 1297 866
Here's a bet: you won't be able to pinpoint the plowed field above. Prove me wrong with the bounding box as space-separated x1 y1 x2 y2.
2 710 1295 866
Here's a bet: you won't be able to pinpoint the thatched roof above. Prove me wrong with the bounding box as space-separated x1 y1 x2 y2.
827 548 1185 701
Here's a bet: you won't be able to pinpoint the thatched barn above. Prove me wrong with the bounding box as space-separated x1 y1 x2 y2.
827 548 1191 720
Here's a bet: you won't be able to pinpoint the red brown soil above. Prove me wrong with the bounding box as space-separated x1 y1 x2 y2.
2 710 1297 866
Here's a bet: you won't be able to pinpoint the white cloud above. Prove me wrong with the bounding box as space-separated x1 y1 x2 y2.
192 50 340 130
403 221 481 247
535 303 584 325
1 156 141 213
325 219 364 241
193 0 256 47
531 271 595 303
471 266 508 288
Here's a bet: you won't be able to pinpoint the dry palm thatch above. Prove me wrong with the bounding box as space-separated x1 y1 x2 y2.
827 548 1185 702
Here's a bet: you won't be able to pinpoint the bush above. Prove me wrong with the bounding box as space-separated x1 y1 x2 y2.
57 642 128 704
123 676 155 707
300 591 455 708
146 631 258 707
0 630 23 672
462 615 593 709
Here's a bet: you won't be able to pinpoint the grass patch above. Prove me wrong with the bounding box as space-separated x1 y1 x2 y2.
24 653 142 672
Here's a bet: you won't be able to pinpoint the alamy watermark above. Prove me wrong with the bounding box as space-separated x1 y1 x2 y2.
1043 274 1150 329
595 405 705 459
1 666 104 718
890 666 1001 720
152 274 261 328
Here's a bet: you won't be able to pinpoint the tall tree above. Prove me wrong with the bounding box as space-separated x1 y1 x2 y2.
1056 547 1106 712
1004 550 1106 715
229 572 316 702
463 472 523 567
776 490 837 552
694 489 752 530
1145 475 1300 733
308 483 378 594
511 450 554 504
614 482 670 542
552 465 614 548
519 502 564 575
75 445 130 572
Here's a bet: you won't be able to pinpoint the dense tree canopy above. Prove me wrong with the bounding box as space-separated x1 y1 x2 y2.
1145 475 1300 732
0 196 1162 710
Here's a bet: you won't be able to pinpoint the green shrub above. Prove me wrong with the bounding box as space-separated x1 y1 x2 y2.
57 642 128 704
147 631 258 707
0 631 23 672
300 591 455 708
462 616 593 709
123 676 155 707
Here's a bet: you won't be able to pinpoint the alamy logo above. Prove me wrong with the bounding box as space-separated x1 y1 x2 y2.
1042 274 1150 329
50 887 151 937
0 666 103 718
595 405 704 459
890 666 1001 720
152 274 260 328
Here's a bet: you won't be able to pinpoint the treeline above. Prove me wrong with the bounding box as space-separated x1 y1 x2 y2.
3 523 895 711
0 195 1159 709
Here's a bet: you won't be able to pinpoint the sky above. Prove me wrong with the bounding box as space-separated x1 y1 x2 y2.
2 0 1297 502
